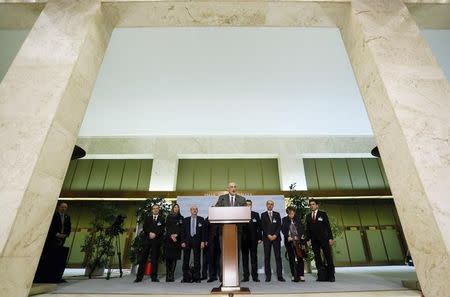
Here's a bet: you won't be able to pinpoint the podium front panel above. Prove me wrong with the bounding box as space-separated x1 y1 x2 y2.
208 206 250 223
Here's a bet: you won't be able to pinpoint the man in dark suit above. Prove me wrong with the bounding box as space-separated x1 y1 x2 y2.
206 220 221 282
181 206 207 283
306 199 335 282
201 217 210 281
241 199 262 282
261 200 285 282
35 202 72 283
215 182 246 207
135 204 165 282
47 202 72 248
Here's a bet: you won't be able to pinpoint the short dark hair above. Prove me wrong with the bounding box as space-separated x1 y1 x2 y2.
286 206 296 214
246 199 252 204
309 198 319 205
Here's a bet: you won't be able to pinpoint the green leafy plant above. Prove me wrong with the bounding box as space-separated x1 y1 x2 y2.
81 203 125 278
129 197 171 265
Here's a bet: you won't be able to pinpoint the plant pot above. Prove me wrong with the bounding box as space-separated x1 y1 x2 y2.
84 267 105 277
305 260 312 274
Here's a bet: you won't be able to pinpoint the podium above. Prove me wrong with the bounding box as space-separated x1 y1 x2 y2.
208 206 251 294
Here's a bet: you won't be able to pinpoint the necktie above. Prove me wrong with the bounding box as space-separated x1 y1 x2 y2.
154 215 157 221
191 217 196 236
230 196 234 206
312 212 316 223
269 212 273 222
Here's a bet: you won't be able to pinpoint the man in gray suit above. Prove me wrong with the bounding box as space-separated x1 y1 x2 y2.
210 182 246 282
215 182 246 207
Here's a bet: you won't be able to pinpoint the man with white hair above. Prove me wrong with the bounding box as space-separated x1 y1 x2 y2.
181 205 207 283
215 182 246 207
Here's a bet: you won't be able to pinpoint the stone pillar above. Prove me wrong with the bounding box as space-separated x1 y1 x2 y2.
149 154 179 191
278 155 307 191
0 1 113 296
341 1 450 296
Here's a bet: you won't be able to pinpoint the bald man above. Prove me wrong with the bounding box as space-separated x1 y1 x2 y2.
215 182 246 207
181 206 207 283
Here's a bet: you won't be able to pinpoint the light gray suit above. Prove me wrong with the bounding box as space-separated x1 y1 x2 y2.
215 194 246 207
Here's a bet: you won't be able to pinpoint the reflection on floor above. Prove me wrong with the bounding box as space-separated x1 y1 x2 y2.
45 266 419 295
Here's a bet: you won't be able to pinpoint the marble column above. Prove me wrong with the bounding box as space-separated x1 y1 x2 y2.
149 154 179 191
0 1 113 296
341 1 450 296
278 155 307 191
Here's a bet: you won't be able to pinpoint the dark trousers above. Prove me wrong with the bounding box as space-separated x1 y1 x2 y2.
201 245 209 278
263 238 282 279
165 258 177 281
312 239 334 277
136 240 161 280
208 238 221 279
285 242 304 279
182 238 201 281
241 240 258 280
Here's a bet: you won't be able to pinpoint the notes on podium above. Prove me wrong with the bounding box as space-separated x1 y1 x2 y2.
208 206 251 294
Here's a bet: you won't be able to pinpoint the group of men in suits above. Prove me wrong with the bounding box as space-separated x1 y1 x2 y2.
134 182 336 283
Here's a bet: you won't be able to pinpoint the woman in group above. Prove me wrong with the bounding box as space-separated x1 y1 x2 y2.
165 203 184 282
282 206 306 282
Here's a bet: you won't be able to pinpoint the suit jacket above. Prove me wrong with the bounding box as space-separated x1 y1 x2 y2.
260 211 282 241
142 214 165 242
48 212 71 239
181 216 207 244
165 213 184 259
281 216 306 245
241 211 262 242
215 194 246 207
306 210 333 242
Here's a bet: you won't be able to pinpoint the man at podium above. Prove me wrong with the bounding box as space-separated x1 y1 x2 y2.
215 182 246 207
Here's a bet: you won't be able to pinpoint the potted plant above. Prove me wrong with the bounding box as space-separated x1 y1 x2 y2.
81 203 125 278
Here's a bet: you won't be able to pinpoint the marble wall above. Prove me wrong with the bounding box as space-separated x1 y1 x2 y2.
0 1 449 297
0 1 113 296
340 0 450 296
78 136 376 191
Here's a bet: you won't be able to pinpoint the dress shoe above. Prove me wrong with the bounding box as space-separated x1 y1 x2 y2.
201 276 207 280
329 276 335 282
152 278 160 282
207 278 217 283
134 278 142 283
253 278 260 282
278 277 286 282
265 278 271 282
292 278 300 282
195 280 201 283
241 278 249 282
181 279 190 283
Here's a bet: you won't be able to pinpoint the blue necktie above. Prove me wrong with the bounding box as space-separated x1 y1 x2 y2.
191 217 196 236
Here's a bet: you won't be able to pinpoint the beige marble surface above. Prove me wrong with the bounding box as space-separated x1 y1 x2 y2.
0 3 44 29
78 135 376 191
0 1 113 297
1 1 448 30
341 0 450 296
